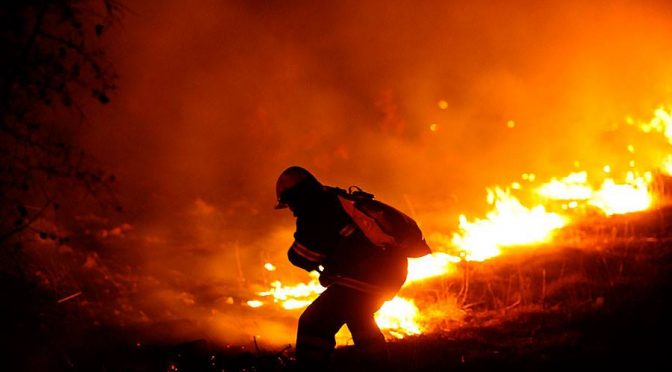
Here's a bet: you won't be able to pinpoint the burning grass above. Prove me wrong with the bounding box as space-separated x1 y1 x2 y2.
4 207 671 371
4 104 672 370
331 212 672 371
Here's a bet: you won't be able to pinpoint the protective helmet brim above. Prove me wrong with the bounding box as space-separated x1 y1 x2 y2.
274 166 320 210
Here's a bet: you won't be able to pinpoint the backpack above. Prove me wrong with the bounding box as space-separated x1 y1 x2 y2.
331 186 432 258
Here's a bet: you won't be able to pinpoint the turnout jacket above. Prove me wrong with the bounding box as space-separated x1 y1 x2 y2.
287 187 408 298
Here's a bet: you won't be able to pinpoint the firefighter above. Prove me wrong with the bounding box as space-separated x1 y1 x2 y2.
274 166 408 370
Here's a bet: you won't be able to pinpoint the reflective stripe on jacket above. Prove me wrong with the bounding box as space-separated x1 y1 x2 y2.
291 240 326 263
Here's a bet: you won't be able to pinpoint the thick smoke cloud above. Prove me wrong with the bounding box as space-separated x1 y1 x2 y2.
78 0 672 345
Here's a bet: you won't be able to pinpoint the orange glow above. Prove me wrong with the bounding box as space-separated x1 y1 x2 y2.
245 104 672 341
664 155 672 175
521 173 536 182
246 300 263 308
374 297 422 338
537 171 653 216
537 172 593 200
406 253 460 284
632 106 672 175
451 187 569 261
635 106 672 142
258 271 325 310
15 0 672 355
588 176 652 216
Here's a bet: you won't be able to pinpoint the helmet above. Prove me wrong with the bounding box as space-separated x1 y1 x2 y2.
274 166 320 209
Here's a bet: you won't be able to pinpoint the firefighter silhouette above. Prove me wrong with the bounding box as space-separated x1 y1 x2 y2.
275 166 408 369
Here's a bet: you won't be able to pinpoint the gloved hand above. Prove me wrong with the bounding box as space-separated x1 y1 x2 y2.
319 274 334 287
318 266 335 287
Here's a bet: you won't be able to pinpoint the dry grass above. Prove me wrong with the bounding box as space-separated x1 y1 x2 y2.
329 209 672 371
2 208 672 371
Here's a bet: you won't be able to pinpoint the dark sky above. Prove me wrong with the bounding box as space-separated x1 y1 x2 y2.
77 0 672 344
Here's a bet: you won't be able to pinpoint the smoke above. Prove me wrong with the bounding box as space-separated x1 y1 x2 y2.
72 0 672 345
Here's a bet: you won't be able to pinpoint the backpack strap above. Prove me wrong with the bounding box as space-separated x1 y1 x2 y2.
337 195 396 248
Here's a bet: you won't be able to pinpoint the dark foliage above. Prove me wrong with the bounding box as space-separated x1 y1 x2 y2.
0 0 122 260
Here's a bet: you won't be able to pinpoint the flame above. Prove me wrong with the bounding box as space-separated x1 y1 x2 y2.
406 252 460 284
537 171 654 216
664 155 672 175
257 271 324 310
451 187 569 261
587 175 652 215
537 171 593 200
253 270 429 337
374 297 422 338
246 105 672 342
635 106 672 143
631 106 672 176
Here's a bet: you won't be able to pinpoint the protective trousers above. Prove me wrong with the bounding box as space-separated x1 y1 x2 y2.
295 284 389 370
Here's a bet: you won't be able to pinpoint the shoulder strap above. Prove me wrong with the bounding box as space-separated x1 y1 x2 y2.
337 195 396 248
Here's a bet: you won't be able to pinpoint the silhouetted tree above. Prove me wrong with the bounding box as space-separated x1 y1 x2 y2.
0 0 123 256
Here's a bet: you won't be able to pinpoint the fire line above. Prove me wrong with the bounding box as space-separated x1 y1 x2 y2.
247 105 672 341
